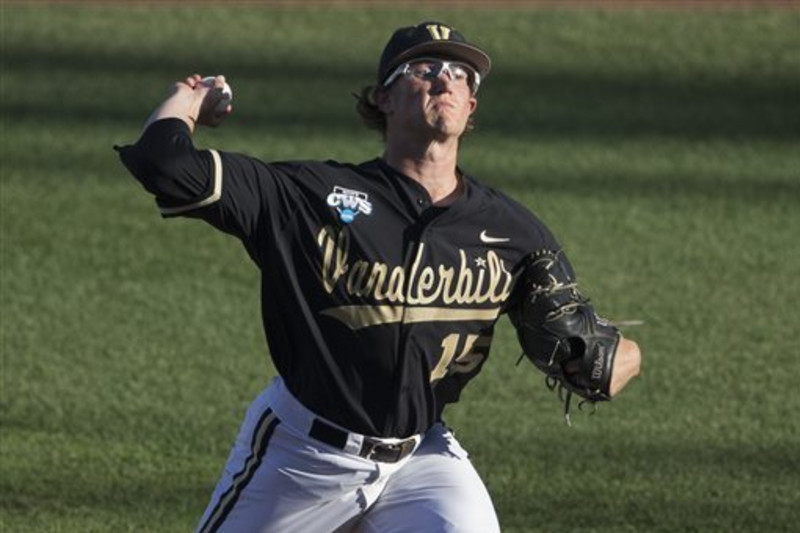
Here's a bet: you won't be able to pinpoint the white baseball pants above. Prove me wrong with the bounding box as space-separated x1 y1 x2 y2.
196 377 501 533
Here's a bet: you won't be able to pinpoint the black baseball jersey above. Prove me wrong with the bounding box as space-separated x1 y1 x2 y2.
117 119 566 438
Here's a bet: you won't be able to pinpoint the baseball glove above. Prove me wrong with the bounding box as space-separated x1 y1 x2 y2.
508 250 620 425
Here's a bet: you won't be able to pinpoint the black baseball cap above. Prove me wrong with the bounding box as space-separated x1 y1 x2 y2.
378 21 492 84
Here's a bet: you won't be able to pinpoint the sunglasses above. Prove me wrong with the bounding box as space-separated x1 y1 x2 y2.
383 58 481 94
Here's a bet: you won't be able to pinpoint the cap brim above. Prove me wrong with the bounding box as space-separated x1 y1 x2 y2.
383 41 492 82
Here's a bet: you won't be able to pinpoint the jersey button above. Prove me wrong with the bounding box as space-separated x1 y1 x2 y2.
416 198 426 207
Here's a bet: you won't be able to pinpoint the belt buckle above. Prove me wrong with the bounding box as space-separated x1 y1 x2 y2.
396 438 416 460
361 437 416 463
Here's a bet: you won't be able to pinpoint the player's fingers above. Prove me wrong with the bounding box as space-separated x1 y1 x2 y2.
195 75 225 92
204 105 232 128
181 74 204 88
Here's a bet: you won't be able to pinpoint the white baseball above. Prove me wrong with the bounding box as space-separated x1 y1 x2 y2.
201 76 232 112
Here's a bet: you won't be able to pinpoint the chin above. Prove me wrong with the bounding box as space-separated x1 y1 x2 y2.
429 117 466 139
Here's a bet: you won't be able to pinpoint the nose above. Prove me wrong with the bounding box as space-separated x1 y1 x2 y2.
434 64 455 82
430 70 453 92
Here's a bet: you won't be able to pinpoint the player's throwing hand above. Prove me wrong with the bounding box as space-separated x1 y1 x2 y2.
144 73 232 132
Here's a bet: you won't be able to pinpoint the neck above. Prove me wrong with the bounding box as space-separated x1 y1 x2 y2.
383 138 462 205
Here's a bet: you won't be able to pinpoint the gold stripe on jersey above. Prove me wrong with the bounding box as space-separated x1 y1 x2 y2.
405 307 501 324
320 305 501 330
160 149 223 215
320 305 403 328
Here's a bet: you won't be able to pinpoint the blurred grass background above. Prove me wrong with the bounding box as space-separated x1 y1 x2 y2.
2 3 799 532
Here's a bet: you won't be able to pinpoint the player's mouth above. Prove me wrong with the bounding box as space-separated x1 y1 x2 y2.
430 99 456 111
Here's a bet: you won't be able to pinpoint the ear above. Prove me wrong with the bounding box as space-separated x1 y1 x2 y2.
376 87 393 115
468 96 478 115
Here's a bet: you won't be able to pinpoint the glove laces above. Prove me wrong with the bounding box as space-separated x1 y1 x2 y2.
545 376 597 427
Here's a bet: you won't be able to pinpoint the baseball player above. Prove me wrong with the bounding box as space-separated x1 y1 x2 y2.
116 21 641 532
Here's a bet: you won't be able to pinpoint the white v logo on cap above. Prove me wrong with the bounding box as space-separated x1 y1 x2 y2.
426 24 452 40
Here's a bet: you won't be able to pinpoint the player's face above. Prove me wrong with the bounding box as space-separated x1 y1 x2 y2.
380 58 478 141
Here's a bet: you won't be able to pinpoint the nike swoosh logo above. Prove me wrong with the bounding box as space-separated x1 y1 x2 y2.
480 230 510 243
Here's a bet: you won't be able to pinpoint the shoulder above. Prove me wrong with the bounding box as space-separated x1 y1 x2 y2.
463 174 558 248
468 178 532 217
465 171 561 257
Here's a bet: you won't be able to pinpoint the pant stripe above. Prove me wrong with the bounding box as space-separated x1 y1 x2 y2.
198 408 281 533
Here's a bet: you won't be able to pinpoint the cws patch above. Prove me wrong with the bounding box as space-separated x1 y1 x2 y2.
327 186 373 224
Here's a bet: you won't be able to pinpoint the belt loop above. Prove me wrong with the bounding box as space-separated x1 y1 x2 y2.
343 432 364 456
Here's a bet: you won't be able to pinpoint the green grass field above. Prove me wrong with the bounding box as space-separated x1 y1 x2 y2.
2 4 799 532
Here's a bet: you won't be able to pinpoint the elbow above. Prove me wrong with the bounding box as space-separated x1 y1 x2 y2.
116 119 207 199
118 142 207 201
144 152 193 187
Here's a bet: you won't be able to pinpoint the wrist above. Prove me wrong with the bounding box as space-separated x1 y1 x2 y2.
144 86 202 133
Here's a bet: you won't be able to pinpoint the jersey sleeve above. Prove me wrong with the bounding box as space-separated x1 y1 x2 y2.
116 118 301 265
493 192 577 312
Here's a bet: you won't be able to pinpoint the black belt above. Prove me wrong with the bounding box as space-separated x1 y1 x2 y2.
309 419 417 463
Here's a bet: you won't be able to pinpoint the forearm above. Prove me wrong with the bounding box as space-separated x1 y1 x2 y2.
143 83 201 133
